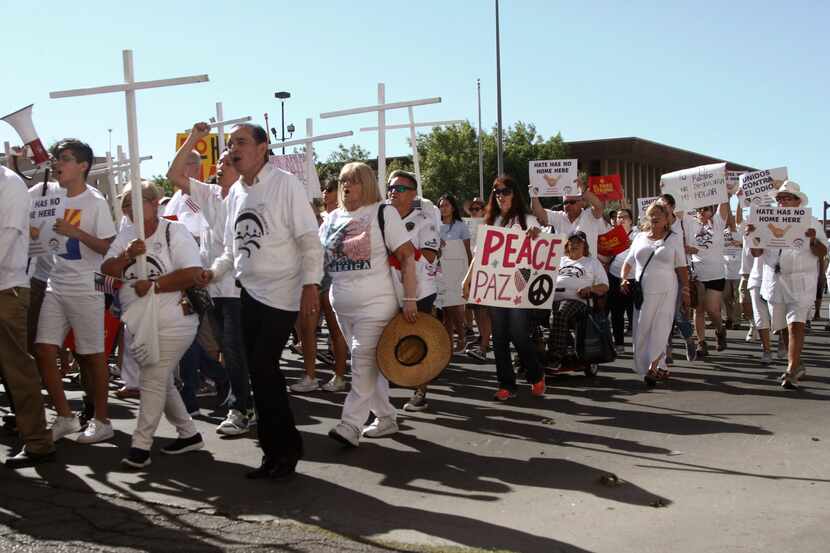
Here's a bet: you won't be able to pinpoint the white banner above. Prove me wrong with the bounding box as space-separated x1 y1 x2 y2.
270 154 321 201
637 196 659 219
29 194 67 257
529 159 578 197
748 206 811 250
739 167 787 208
660 162 727 211
470 225 565 309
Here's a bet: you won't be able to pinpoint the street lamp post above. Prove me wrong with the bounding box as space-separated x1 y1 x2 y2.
495 0 504 176
274 91 291 154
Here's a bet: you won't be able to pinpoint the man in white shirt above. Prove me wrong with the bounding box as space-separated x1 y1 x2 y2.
530 180 607 254
0 165 54 468
168 123 250 435
385 170 440 412
751 181 827 388
198 124 323 480
33 139 117 444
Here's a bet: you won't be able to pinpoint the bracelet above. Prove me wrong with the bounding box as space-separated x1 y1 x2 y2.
153 280 161 293
403 297 418 302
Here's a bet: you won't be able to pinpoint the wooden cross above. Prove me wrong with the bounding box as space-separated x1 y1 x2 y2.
50 49 208 278
360 111 464 196
266 118 353 199
320 83 441 196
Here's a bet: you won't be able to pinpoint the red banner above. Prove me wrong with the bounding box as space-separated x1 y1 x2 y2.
588 174 623 201
597 225 631 257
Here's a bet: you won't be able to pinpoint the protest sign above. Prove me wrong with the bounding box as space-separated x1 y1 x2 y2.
597 225 631 257
660 162 727 211
470 225 565 309
176 132 223 181
29 193 67 257
726 170 745 194
269 153 321 200
529 159 578 197
588 174 623 201
637 196 659 219
747 206 811 250
739 167 787 208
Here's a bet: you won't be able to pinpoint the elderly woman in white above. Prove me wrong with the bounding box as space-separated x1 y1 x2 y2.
621 203 690 387
749 181 828 389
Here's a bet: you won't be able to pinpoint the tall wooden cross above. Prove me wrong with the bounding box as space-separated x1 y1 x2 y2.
50 49 208 278
320 83 441 196
266 118 353 200
87 152 153 216
360 111 464 196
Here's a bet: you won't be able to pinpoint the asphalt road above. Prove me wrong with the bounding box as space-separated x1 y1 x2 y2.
1 316 829 553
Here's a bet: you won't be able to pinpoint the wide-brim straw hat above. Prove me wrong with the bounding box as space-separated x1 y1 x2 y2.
376 312 452 387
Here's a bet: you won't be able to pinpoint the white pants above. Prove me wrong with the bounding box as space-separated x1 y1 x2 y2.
133 329 198 450
749 287 771 331
632 287 677 377
333 295 399 431
121 326 140 389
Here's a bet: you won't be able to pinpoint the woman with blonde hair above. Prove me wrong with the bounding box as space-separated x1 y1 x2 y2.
621 203 690 387
320 162 418 447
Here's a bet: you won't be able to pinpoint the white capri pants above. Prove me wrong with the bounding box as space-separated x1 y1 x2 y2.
749 287 771 331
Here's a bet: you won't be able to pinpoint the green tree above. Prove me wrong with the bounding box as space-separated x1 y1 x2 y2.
316 144 372 183
151 175 175 197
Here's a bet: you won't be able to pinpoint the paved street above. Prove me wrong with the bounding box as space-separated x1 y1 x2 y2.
1 317 829 553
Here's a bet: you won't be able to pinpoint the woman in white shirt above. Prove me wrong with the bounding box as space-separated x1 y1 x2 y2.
463 175 545 401
320 162 418 447
750 182 828 388
101 182 204 469
548 232 609 364
683 202 731 357
622 203 690 387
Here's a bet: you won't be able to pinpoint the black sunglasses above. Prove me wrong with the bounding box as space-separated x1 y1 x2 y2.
563 199 579 205
388 184 416 193
493 187 513 197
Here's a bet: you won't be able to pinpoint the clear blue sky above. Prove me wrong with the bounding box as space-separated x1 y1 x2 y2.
2 0 828 209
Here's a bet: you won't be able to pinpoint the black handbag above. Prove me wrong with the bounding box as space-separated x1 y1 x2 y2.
577 300 616 365
164 221 214 317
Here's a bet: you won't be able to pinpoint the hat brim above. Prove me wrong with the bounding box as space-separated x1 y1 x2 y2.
376 312 452 387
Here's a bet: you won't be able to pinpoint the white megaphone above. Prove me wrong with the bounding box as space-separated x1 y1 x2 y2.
2 104 49 166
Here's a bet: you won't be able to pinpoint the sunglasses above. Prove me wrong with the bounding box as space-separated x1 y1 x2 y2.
388 184 416 193
493 187 513 197
563 199 579 206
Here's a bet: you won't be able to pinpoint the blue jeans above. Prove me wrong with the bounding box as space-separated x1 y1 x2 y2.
210 297 251 413
673 286 694 340
489 306 542 391
179 334 227 413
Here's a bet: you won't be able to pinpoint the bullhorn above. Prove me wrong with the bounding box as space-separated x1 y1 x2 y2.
2 104 50 184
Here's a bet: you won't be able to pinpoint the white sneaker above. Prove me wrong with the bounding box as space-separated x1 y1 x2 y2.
362 416 398 438
76 419 114 444
321 375 347 392
216 409 249 436
760 351 773 365
776 348 787 361
328 421 360 447
50 415 81 441
745 325 758 342
289 375 319 393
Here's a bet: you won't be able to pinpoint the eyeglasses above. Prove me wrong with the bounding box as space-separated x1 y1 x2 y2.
493 187 513 197
339 179 360 187
777 194 798 202
387 184 416 193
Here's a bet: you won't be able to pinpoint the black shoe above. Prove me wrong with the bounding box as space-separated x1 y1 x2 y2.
246 458 276 479
121 447 151 469
715 329 727 352
643 376 657 389
79 397 95 429
5 447 56 469
269 460 297 480
161 433 204 455
2 414 16 433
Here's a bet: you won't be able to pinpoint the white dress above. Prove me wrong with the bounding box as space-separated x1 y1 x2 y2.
624 231 687 377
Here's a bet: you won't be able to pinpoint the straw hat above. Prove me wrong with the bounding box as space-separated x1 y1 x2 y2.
774 180 808 206
376 312 452 387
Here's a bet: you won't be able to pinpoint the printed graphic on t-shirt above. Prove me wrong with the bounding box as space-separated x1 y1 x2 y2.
694 224 714 250
123 254 166 281
234 207 268 258
323 215 372 272
58 208 83 260
558 264 585 279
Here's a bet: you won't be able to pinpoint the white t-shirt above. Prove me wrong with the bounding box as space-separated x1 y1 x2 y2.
555 255 609 304
0 166 31 290
107 219 201 333
163 189 209 239
760 216 828 304
188 178 237 299
545 208 608 255
216 164 321 311
624 231 687 295
608 229 637 279
47 185 117 296
320 202 410 311
495 213 540 231
723 227 743 281
398 205 440 300
684 212 726 282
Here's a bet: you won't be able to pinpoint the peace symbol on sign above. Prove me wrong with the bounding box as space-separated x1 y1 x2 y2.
527 274 554 306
